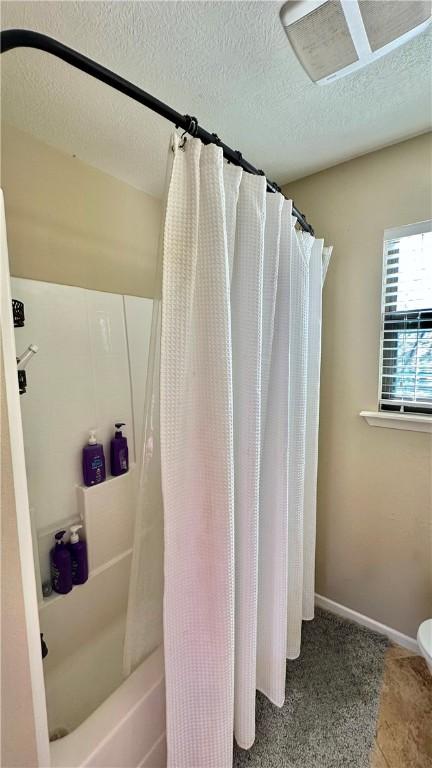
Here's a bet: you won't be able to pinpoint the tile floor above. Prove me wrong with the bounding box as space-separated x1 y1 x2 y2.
371 645 432 767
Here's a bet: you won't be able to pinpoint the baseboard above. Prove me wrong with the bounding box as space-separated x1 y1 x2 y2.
315 594 419 653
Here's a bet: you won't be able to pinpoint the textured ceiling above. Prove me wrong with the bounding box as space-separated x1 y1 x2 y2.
1 1 431 198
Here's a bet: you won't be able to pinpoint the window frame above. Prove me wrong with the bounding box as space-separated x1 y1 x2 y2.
378 220 432 416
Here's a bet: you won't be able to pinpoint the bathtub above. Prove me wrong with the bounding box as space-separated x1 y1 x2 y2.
39 548 165 767
50 645 166 768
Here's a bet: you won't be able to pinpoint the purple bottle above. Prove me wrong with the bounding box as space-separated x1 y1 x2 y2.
68 525 88 585
82 430 106 486
50 531 73 594
110 423 129 476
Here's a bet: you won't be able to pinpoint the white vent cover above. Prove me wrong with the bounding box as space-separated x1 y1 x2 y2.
280 0 431 84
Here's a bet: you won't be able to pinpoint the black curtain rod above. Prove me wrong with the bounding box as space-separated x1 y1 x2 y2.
0 28 314 236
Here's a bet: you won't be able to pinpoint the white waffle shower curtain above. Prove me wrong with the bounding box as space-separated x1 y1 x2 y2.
143 134 331 767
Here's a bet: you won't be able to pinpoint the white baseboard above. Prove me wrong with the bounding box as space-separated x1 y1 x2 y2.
315 594 419 653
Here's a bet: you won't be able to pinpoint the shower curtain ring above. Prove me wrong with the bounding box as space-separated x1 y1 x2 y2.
183 114 199 137
189 116 199 136
179 114 199 148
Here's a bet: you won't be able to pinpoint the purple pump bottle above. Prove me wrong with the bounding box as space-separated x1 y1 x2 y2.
50 530 73 594
68 524 88 585
110 423 129 476
82 430 106 486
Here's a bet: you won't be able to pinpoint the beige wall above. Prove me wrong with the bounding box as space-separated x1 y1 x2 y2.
0 123 162 296
284 133 432 639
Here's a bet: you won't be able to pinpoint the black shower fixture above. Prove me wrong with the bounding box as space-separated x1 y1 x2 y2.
18 369 27 395
16 344 39 395
13 298 38 395
12 298 25 327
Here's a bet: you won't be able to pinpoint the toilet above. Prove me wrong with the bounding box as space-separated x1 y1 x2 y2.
417 620 432 674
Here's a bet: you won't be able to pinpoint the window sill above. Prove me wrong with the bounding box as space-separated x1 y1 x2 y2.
360 411 432 433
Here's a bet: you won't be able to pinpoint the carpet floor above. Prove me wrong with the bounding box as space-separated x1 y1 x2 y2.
233 608 388 768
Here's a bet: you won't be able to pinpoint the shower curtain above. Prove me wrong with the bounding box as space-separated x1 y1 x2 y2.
125 134 332 768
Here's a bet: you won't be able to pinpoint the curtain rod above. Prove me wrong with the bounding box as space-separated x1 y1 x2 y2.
0 28 314 236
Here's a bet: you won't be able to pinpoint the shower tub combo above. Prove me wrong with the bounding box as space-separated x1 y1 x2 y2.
40 551 166 768
37 464 165 767
9 276 165 766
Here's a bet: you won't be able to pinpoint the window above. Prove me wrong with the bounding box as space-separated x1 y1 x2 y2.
379 221 432 415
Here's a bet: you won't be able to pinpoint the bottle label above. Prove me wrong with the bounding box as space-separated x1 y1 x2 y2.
87 454 104 485
51 562 60 590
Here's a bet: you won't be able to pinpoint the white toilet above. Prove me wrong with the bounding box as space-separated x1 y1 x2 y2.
417 619 432 674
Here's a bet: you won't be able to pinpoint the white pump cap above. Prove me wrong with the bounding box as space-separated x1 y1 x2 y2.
88 430 97 445
70 524 83 544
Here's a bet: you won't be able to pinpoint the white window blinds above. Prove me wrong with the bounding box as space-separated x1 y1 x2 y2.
380 221 432 414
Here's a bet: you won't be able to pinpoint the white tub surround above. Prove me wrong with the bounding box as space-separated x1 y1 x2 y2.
40 551 131 734
11 279 136 536
11 277 153 588
77 465 137 575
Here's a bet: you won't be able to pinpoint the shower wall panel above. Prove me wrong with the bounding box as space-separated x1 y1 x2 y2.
11 277 152 586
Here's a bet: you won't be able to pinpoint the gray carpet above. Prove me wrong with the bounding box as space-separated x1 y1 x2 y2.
233 608 388 768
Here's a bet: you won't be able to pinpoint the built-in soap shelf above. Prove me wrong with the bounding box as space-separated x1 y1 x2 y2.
78 464 136 574
38 548 133 610
37 515 82 594
38 465 137 609
77 464 137 494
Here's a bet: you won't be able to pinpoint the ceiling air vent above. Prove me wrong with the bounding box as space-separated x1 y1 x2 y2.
280 0 431 84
